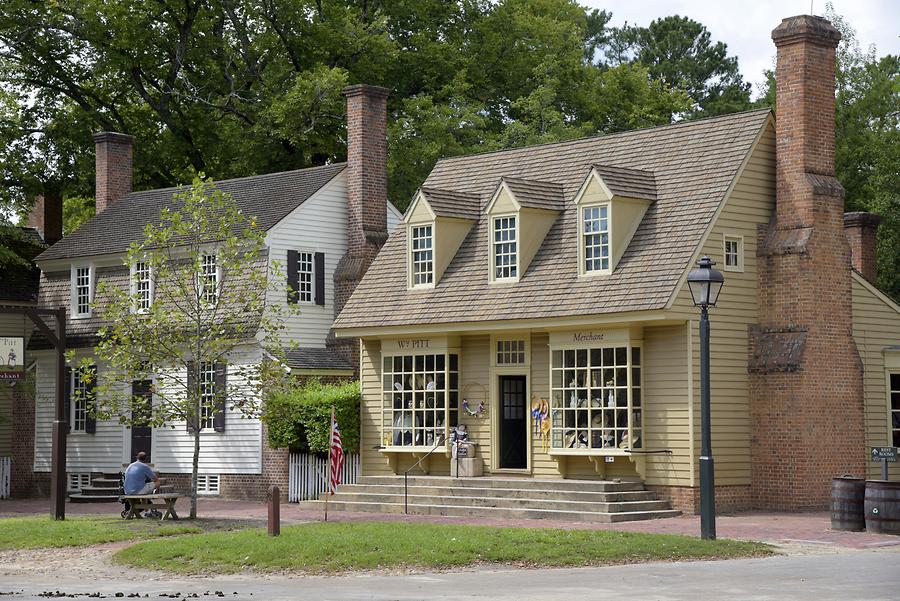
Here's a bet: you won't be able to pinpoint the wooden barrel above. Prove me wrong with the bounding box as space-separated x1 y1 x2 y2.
830 476 866 531
864 480 900 535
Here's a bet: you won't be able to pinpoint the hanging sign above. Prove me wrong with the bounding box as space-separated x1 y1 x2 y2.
870 447 898 462
0 336 25 380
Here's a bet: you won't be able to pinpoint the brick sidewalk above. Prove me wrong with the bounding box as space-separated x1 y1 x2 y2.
2 497 898 550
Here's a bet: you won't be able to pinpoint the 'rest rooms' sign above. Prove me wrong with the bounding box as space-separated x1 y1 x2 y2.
0 336 24 380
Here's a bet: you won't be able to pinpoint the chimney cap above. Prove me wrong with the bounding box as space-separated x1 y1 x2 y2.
92 131 135 145
772 15 841 48
342 84 390 99
843 211 882 229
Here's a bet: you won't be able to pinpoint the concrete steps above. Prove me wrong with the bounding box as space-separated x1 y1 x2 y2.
299 475 680 523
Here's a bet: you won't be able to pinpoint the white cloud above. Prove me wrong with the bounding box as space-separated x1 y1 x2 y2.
583 0 900 97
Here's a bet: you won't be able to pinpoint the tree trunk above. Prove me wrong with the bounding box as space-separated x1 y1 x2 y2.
191 429 200 518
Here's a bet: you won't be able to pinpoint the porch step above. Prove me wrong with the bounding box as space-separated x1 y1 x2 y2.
358 475 646 493
301 476 680 523
328 491 671 513
299 498 679 523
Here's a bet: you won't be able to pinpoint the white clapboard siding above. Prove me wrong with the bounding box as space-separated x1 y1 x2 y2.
288 452 360 502
32 350 128 473
34 346 264 475
0 456 10 499
265 171 403 347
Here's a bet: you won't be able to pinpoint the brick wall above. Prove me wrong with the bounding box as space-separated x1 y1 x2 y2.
26 193 63 245
94 132 134 213
843 212 881 283
750 15 866 511
647 485 752 515
10 381 49 498
331 85 390 372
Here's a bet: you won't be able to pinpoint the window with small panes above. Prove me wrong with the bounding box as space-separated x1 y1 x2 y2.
382 353 459 448
891 373 900 448
550 346 641 451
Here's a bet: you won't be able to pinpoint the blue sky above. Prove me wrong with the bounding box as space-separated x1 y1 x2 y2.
584 0 900 98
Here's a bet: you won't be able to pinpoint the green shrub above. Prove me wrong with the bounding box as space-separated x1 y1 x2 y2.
263 379 360 454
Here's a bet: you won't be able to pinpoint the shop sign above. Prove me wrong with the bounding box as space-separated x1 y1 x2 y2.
383 336 449 353
0 336 25 380
549 328 631 348
870 447 898 462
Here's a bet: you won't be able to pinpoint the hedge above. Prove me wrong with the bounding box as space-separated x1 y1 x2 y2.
263 379 360 454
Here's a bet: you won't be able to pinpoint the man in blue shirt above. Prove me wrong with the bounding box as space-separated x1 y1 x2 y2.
124 452 159 495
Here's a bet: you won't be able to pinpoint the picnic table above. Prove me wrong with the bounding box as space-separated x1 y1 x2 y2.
121 494 182 520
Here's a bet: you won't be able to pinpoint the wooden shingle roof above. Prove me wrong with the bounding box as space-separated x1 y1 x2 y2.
334 109 773 331
501 177 566 211
591 164 657 201
418 187 482 220
37 164 347 262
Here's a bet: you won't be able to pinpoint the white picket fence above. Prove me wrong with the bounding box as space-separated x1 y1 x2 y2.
288 452 360 502
0 457 10 499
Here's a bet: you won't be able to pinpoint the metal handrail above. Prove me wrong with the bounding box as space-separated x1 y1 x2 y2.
403 435 446 514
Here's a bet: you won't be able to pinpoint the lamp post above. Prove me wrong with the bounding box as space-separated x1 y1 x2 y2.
687 256 724 540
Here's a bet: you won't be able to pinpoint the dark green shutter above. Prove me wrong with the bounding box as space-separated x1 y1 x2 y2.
314 252 325 306
84 365 97 434
286 249 299 304
186 361 198 433
213 363 227 432
63 367 72 433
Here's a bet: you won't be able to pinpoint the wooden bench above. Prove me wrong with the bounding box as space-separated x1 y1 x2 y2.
121 494 181 520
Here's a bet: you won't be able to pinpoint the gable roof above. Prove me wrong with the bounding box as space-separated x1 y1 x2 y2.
501 177 566 211
591 164 657 201
37 163 348 262
418 187 482 220
334 109 772 331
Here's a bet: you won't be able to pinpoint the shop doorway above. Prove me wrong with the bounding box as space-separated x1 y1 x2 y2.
130 379 152 462
498 375 527 469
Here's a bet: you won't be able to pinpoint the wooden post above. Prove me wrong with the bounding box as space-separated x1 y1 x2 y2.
267 485 280 536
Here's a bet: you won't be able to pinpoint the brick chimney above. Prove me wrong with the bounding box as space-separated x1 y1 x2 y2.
843 212 880 282
329 84 390 368
26 192 63 246
93 132 134 213
749 15 865 510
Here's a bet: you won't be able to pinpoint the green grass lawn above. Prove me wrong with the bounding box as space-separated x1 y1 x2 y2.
114 521 774 575
0 516 249 549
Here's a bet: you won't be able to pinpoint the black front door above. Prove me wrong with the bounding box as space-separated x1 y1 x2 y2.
499 375 527 469
131 380 153 462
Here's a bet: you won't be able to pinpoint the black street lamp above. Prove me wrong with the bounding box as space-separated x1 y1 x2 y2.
687 256 724 540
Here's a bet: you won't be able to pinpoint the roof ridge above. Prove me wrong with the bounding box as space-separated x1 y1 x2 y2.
122 162 347 199
434 108 772 165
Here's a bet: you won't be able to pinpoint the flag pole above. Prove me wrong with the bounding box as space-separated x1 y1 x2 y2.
325 409 333 523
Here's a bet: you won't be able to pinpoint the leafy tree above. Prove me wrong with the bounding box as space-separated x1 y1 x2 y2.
77 178 295 518
609 15 753 117
264 379 361 454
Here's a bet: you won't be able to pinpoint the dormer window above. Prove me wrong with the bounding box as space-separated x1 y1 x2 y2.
582 205 610 273
492 216 518 280
131 261 153 313
574 165 656 277
411 225 434 287
71 264 93 318
199 253 218 306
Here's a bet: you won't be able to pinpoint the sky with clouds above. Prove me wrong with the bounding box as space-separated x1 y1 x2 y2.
583 0 900 98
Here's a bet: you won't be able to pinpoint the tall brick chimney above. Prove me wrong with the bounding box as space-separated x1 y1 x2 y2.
93 132 134 213
329 84 390 368
749 15 865 510
843 211 880 282
26 192 63 246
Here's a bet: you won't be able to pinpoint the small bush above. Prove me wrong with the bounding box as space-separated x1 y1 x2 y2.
263 379 360 454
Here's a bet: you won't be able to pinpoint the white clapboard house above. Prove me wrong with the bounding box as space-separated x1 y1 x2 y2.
20 85 398 500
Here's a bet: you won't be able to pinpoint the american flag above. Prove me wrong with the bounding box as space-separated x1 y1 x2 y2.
328 411 344 495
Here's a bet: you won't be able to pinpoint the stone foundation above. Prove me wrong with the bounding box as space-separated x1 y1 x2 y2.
647 484 752 515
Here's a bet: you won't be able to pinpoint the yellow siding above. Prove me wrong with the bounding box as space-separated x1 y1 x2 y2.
434 218 473 283
669 121 776 486
360 339 392 476
642 324 693 486
406 193 434 224
490 188 518 214
459 335 492 474
852 275 900 480
610 198 650 271
518 210 558 280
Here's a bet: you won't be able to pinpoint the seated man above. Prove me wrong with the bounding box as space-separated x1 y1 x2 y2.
124 451 159 495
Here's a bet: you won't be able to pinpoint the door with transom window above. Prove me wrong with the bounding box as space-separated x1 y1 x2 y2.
498 375 527 469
